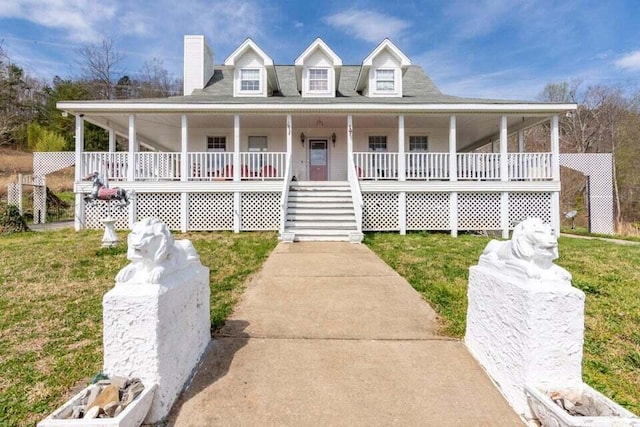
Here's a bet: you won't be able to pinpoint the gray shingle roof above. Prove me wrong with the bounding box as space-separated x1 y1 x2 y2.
66 64 547 105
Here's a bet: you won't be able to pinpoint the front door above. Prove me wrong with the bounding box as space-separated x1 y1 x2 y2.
309 140 328 181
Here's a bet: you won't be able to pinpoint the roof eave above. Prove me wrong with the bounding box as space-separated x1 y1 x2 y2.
56 101 578 114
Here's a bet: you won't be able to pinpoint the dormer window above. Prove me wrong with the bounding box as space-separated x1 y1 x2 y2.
240 68 260 92
309 68 328 92
376 69 395 91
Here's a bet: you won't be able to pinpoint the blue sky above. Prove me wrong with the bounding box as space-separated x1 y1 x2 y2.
1 0 639 100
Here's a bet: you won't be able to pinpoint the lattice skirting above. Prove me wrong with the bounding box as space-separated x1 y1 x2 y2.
85 202 130 229
136 193 182 230
457 193 502 230
508 192 552 227
407 192 450 230
363 192 399 231
241 192 281 230
83 191 281 231
188 193 234 231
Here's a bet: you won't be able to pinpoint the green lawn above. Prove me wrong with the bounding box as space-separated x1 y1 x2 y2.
365 232 640 413
0 229 277 427
1 229 638 425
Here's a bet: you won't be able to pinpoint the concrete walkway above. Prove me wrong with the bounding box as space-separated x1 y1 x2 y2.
168 243 521 426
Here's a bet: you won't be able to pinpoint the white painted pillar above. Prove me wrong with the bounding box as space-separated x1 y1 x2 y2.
286 114 292 157
500 116 510 238
233 115 240 182
128 115 136 182
347 115 354 180
398 115 406 182
449 116 457 182
74 115 85 231
517 130 525 153
500 116 508 182
551 115 561 237
180 114 189 233
233 114 241 233
398 115 406 234
108 124 116 153
449 116 458 237
127 114 137 229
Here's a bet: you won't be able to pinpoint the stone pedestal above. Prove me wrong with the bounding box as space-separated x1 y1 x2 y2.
101 217 119 248
103 264 210 423
465 265 585 419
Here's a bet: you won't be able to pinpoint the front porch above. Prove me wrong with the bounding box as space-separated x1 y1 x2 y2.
67 110 562 239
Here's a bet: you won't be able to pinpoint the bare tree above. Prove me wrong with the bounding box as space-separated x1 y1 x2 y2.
0 42 43 147
77 37 124 99
136 58 182 98
539 81 630 229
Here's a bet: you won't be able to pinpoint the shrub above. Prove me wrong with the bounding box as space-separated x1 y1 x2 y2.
0 203 29 233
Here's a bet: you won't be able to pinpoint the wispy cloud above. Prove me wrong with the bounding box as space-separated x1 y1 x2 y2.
615 50 640 71
323 10 410 43
0 0 117 42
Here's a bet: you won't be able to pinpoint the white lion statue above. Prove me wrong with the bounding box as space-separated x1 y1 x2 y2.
115 218 201 285
479 217 572 282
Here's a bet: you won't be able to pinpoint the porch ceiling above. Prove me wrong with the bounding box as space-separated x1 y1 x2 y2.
82 112 548 152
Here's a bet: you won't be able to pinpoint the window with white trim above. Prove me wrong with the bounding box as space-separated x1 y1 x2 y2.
376 69 395 91
248 136 268 152
207 136 226 152
309 68 328 91
240 68 260 91
409 136 428 152
368 136 387 152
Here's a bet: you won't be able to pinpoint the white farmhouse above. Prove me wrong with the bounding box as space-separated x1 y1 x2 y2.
57 36 576 241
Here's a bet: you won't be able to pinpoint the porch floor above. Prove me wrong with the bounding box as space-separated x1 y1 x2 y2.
168 242 522 426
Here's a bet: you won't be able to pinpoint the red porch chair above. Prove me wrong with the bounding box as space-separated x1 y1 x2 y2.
261 164 277 178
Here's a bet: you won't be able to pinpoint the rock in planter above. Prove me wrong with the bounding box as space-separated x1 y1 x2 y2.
525 383 640 427
37 381 157 427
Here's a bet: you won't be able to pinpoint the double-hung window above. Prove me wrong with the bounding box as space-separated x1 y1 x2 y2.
206 136 227 175
240 68 260 91
409 136 428 152
368 136 387 152
309 68 328 92
376 69 395 91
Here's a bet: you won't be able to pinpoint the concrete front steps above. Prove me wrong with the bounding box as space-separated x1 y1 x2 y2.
282 181 363 242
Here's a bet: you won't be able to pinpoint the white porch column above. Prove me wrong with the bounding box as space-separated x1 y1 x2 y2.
233 114 241 233
500 116 508 181
398 115 406 182
500 116 510 238
449 116 458 237
347 115 354 180
128 115 136 182
180 114 189 233
517 130 525 153
398 115 406 234
551 115 561 237
108 123 116 153
286 114 292 155
74 115 85 231
127 114 137 229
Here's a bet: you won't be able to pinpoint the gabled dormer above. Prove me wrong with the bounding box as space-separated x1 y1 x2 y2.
224 39 278 97
355 39 411 98
295 38 342 98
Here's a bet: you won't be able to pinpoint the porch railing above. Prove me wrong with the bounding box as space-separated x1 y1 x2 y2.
135 152 181 180
188 152 234 180
353 152 398 180
240 152 287 180
457 153 501 180
348 154 364 232
82 152 129 181
406 153 449 180
279 153 293 236
508 153 552 180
